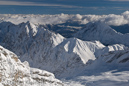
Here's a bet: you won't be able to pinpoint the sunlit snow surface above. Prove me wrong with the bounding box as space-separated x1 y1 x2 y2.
0 11 129 86
0 46 63 86
63 48 129 86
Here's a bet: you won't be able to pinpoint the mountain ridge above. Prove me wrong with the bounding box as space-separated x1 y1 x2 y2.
0 45 63 86
74 21 129 46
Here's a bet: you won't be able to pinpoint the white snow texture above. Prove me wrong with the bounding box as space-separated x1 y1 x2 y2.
0 11 129 86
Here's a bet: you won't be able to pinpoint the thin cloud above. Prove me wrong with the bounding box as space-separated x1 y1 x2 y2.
0 0 81 8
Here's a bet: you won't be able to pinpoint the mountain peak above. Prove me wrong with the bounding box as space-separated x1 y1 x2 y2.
74 21 129 46
83 21 115 32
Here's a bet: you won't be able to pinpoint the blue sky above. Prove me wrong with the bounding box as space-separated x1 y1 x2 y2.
0 0 129 14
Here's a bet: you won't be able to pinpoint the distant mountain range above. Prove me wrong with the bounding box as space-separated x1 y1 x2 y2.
74 22 129 46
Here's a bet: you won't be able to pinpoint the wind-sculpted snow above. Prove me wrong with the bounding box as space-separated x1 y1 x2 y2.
0 45 63 86
74 21 129 46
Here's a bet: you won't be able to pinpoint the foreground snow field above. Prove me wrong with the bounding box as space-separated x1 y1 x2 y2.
0 12 129 86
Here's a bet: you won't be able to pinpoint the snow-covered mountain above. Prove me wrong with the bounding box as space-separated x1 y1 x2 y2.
0 21 109 78
63 42 129 86
0 45 63 86
0 21 102 77
74 22 129 46
0 21 64 55
64 48 129 86
1 12 129 39
0 21 128 77
0 21 129 86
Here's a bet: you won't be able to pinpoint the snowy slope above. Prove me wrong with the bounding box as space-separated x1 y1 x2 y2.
0 21 64 55
0 45 63 86
0 21 105 78
0 21 129 86
18 34 105 78
74 22 129 46
63 46 129 86
0 21 128 77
